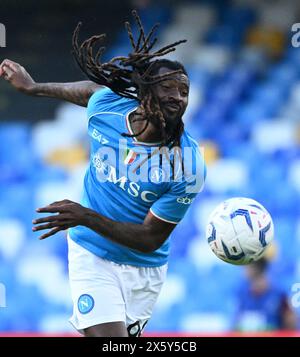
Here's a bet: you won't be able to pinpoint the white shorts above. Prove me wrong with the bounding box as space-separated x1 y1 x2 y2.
67 237 168 336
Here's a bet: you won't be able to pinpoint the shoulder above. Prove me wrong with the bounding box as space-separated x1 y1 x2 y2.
87 87 139 119
176 131 207 193
181 131 202 155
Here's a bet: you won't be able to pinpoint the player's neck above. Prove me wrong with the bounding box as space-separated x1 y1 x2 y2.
129 108 162 144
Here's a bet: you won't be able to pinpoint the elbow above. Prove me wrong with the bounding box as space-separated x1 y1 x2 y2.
138 235 165 254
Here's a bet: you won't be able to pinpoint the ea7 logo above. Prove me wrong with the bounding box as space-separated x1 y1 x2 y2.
291 283 300 308
91 129 109 145
0 23 6 47
0 283 6 307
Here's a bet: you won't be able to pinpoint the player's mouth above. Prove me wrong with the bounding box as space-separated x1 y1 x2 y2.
165 102 181 113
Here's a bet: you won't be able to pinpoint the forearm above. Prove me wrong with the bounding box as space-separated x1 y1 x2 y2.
33 199 173 246
0 60 101 106
85 209 158 253
31 81 102 107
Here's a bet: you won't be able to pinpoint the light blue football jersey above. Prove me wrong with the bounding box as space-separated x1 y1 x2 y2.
69 87 206 267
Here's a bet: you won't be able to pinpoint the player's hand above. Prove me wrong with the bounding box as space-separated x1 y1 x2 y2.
0 59 36 93
32 199 90 240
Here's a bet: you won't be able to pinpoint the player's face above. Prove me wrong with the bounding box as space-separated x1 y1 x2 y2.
153 66 189 130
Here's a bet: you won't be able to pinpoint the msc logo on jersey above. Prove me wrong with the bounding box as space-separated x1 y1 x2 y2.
92 153 158 203
91 128 109 145
78 294 94 314
177 196 194 205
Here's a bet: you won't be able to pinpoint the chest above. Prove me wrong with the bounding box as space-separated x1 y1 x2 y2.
88 121 171 202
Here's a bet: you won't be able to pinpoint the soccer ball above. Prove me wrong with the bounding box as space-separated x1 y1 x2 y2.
206 197 274 265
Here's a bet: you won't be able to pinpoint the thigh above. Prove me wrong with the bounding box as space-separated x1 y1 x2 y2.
124 264 168 336
84 322 128 337
68 237 126 333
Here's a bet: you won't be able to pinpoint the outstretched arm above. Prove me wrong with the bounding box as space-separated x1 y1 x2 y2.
0 59 101 107
32 199 176 253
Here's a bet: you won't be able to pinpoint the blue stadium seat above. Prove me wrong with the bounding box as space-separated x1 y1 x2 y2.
0 123 37 183
206 24 243 48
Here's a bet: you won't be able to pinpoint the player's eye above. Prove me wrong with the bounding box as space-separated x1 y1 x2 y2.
181 89 188 96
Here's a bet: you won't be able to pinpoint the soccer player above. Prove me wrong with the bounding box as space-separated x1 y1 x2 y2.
0 11 206 337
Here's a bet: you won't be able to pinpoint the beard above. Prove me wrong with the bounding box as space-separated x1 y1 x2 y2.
163 115 183 145
165 114 181 131
147 94 184 143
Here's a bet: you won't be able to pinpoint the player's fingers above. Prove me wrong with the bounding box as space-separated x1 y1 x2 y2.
0 62 6 76
49 199 72 206
36 205 68 213
3 59 19 66
39 226 66 240
38 200 73 209
49 200 63 206
5 61 19 72
32 221 60 231
0 60 15 76
0 59 15 72
1 59 19 65
32 220 68 232
1 65 14 80
0 59 9 69
32 214 68 225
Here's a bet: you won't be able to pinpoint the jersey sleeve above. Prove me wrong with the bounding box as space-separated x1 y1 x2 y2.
87 87 138 121
150 143 206 224
87 87 122 119
150 182 199 224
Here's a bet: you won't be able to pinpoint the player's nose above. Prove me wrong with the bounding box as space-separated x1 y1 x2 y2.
168 89 184 104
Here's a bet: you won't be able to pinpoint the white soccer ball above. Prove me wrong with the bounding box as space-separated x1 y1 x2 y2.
206 197 274 265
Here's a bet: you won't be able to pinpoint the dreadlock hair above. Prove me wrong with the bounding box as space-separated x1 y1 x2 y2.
72 10 187 149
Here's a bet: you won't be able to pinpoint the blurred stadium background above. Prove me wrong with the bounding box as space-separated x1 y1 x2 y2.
0 0 300 336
